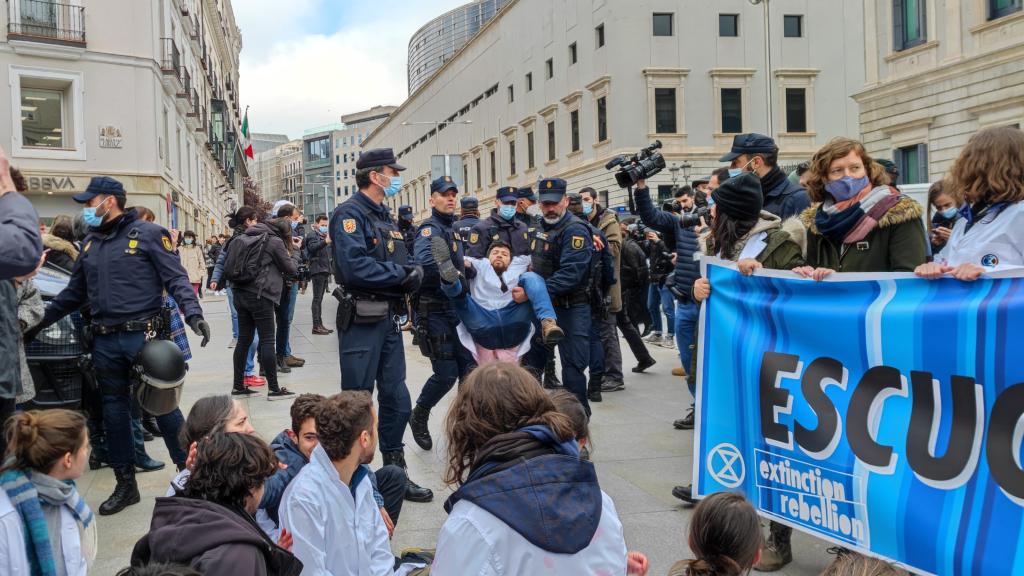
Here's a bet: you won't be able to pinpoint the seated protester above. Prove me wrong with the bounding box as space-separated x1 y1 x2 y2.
549 389 591 459
820 552 910 576
115 562 202 576
431 238 563 363
432 362 633 575
917 126 1024 280
280 392 427 576
167 394 257 494
926 180 959 256
667 491 762 576
131 433 303 576
0 410 96 576
260 394 407 541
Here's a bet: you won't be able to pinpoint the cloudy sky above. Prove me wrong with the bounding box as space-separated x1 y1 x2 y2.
234 0 468 139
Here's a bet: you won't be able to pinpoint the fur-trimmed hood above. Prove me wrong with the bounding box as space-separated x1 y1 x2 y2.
799 193 923 236
41 233 79 260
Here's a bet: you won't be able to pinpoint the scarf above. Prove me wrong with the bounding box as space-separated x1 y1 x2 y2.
465 425 579 484
0 464 95 576
814 186 901 246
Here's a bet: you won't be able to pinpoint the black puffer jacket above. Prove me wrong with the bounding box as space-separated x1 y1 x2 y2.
231 221 298 304
634 187 701 302
619 236 649 292
304 229 332 276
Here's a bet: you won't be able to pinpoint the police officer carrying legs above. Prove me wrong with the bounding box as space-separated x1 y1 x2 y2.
407 176 476 451
466 187 532 258
522 178 594 413
330 148 433 503
452 196 479 253
32 176 211 515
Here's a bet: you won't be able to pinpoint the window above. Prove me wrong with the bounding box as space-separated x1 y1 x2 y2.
784 15 803 37
895 144 929 185
894 0 926 51
336 155 340 164
547 121 556 161
653 13 674 36
162 107 170 167
509 140 516 175
489 149 496 183
526 72 533 92
475 156 481 189
721 88 743 133
595 23 605 47
569 42 577 65
19 87 64 148
657 185 675 203
599 190 609 208
597 96 608 142
785 88 807 133
546 58 554 79
508 85 514 103
719 14 739 37
654 88 677 134
990 0 1022 19
527 131 536 169
570 110 580 152
306 137 329 161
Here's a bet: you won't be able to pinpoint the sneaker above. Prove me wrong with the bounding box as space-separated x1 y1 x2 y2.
228 338 237 348
244 375 266 387
312 326 333 335
657 336 677 349
231 387 260 397
268 388 296 401
600 379 625 392
430 235 461 284
642 332 662 343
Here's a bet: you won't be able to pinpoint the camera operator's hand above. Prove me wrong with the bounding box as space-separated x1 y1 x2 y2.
645 231 659 242
635 179 646 190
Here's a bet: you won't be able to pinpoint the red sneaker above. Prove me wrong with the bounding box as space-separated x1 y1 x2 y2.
244 375 267 387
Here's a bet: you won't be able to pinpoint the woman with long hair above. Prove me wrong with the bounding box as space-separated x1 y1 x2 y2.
432 362 644 575
167 394 256 494
177 230 207 296
668 491 762 576
0 409 96 575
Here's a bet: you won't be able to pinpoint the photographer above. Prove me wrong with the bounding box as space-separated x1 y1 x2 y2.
641 229 674 347
618 222 655 373
305 214 333 336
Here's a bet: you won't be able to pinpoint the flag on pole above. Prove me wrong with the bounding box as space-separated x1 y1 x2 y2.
242 107 254 159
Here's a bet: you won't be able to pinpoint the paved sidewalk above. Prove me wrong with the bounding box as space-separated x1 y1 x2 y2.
82 288 830 575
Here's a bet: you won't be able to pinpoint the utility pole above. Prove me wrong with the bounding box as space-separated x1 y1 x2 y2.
750 0 773 139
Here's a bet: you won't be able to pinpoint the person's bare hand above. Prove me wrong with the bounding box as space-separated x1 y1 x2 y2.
645 231 658 242
592 235 604 251
635 179 646 190
951 262 985 281
185 441 199 471
464 260 474 270
737 258 762 277
511 286 528 303
671 252 678 265
380 507 395 538
810 268 835 281
209 281 219 291
914 262 951 279
792 266 814 278
324 234 332 245
0 146 13 197
627 552 649 575
277 528 293 551
693 277 711 302
932 227 952 242
169 229 181 246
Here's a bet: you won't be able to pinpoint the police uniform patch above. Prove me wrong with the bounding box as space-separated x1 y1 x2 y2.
161 236 174 251
981 254 1000 267
343 219 357 234
571 236 585 250
390 230 403 239
128 239 139 250
387 239 395 254
83 240 92 252
421 227 432 237
546 181 553 189
469 232 479 244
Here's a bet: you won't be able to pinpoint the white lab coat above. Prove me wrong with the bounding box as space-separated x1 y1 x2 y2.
280 445 421 576
431 491 628 576
456 256 535 361
0 489 89 576
936 202 1024 272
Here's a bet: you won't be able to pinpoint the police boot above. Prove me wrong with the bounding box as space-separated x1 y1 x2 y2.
540 319 564 347
382 450 434 503
99 466 141 516
587 377 603 403
89 430 108 470
542 358 561 389
142 413 162 437
754 522 793 571
409 404 433 451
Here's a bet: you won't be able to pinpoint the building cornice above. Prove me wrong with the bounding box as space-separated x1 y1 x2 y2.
773 68 821 78
708 68 756 77
642 68 690 78
559 90 583 106
585 75 612 93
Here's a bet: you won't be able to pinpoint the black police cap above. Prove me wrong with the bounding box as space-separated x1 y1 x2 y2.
356 148 406 171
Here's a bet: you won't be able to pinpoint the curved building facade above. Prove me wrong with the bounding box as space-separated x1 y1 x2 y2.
407 0 510 94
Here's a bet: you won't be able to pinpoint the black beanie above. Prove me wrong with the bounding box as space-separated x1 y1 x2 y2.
711 172 763 221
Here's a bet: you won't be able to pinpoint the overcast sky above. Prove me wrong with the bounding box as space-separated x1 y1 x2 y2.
234 0 468 139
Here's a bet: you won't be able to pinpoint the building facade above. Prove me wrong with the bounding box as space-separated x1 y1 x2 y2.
252 137 298 209
372 0 866 217
1 0 248 237
856 0 1024 185
249 131 289 155
407 0 510 94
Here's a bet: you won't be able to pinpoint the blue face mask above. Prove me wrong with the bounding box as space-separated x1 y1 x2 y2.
825 175 870 202
184 238 193 245
498 204 517 220
290 220 299 231
939 207 958 220
319 225 329 234
81 197 109 228
728 158 755 179
383 175 403 198
582 202 594 216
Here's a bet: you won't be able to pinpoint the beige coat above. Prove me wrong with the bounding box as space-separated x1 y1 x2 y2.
589 206 622 313
178 244 207 284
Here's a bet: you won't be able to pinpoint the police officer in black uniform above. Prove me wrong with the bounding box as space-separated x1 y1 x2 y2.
452 196 480 253
515 185 539 228
397 204 416 255
465 186 531 258
407 176 475 451
521 178 595 413
33 176 211 515
330 148 433 503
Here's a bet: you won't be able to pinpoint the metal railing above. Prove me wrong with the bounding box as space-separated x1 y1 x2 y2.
177 68 192 99
7 0 86 45
160 38 181 77
187 88 200 115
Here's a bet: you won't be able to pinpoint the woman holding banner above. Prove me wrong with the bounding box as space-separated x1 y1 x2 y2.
916 126 1024 280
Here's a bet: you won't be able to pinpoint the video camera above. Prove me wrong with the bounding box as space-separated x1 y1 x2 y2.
605 140 666 189
680 207 712 229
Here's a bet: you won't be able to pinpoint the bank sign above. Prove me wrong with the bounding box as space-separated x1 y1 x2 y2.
694 259 1024 576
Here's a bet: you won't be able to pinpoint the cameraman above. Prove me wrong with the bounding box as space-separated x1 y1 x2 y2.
641 229 674 348
618 221 656 373
633 179 701 430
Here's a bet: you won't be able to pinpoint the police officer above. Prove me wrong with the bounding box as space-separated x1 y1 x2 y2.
465 186 531 258
452 195 479 253
397 204 417 255
329 148 433 503
515 185 539 228
521 178 594 413
32 176 210 515
407 176 475 451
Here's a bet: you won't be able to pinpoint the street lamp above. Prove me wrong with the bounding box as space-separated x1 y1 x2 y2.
668 161 694 193
749 0 773 139
305 175 333 218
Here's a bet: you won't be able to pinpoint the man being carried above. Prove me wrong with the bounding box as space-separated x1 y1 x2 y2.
430 237 563 363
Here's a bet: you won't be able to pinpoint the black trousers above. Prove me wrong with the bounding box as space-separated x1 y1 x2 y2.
617 307 654 364
234 291 280 392
375 464 407 525
310 273 330 328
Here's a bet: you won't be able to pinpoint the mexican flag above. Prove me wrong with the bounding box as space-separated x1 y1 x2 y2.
242 108 254 159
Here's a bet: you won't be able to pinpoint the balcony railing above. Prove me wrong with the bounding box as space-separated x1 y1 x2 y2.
177 68 192 100
7 0 86 46
187 88 200 116
160 38 181 77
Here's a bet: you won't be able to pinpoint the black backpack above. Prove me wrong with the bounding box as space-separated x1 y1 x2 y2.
222 233 269 285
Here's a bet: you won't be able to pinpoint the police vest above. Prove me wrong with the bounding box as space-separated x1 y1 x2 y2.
530 218 588 283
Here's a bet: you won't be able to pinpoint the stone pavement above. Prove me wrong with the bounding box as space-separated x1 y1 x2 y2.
82 288 831 575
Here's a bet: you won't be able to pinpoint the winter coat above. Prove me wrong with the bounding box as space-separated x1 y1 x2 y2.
702 212 805 271
619 236 649 293
178 244 207 284
231 222 298 304
303 230 332 276
634 187 701 301
761 166 811 220
936 202 1024 272
588 206 622 313
131 496 302 576
16 280 44 404
41 233 79 272
0 192 42 400
797 195 927 273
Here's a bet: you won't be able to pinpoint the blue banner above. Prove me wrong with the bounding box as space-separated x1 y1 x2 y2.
693 259 1024 576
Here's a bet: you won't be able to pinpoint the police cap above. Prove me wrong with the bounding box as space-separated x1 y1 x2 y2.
516 186 536 202
430 175 458 195
537 178 567 203
398 205 413 217
496 186 518 202
460 196 479 210
719 133 778 163
73 176 126 204
356 148 406 171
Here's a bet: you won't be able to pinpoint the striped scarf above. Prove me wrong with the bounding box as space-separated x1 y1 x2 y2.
0 464 94 576
163 296 193 361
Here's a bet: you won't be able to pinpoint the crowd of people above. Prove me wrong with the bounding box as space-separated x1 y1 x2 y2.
0 122 1020 574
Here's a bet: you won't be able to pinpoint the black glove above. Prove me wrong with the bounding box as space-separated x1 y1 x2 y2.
400 265 423 293
187 315 211 348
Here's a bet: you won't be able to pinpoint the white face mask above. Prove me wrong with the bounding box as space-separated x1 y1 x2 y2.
526 204 541 217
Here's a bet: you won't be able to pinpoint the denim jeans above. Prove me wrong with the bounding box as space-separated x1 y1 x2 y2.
660 286 676 335
226 286 239 339
647 284 662 333
675 301 700 397
440 272 556 350
276 282 299 358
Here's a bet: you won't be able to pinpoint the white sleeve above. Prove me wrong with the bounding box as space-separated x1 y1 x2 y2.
431 513 496 576
369 496 397 576
0 512 30 575
280 492 332 576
